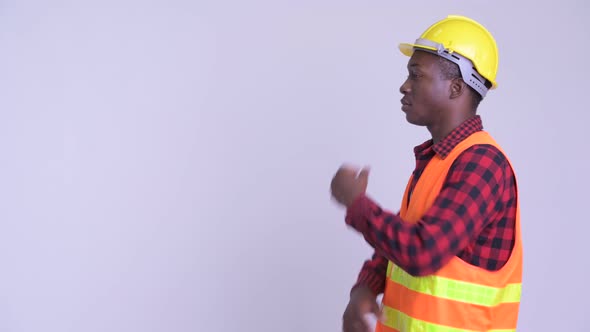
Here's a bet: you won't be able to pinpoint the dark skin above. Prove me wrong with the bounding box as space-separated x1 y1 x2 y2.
399 50 477 144
331 50 479 332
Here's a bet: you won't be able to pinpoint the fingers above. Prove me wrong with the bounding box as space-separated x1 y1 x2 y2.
340 166 359 178
331 164 371 207
343 309 377 332
371 300 385 321
334 164 370 180
358 167 370 180
343 319 369 332
343 304 368 332
362 313 379 332
331 166 357 197
335 165 370 180
357 167 370 191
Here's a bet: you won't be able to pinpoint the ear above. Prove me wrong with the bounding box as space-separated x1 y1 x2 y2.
449 78 465 99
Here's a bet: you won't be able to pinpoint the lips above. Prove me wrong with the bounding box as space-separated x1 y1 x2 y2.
401 98 411 112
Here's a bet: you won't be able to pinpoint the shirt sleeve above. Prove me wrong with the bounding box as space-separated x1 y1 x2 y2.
345 145 509 276
351 251 388 296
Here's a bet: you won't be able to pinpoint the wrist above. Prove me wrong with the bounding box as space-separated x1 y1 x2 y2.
350 284 377 300
345 194 370 231
346 192 366 209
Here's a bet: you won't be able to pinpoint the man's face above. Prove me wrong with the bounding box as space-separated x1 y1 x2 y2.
399 50 451 127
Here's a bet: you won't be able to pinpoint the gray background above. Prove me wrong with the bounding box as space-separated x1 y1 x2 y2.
1 0 588 331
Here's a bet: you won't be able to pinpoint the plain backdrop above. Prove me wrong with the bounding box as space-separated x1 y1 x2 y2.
1 0 588 331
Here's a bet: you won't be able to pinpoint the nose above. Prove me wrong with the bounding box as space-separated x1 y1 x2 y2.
399 78 410 95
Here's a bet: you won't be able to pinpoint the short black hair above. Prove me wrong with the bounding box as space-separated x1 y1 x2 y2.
437 56 483 110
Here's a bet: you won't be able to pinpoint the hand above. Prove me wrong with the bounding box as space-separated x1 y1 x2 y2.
343 286 383 332
331 165 370 207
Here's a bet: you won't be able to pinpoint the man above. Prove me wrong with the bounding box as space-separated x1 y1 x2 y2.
330 15 522 332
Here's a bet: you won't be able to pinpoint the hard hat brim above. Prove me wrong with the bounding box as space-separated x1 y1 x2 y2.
399 43 437 57
398 42 498 89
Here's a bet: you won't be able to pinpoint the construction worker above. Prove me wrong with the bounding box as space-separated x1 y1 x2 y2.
330 15 523 332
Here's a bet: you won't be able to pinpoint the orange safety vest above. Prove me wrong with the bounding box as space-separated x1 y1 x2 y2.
375 131 523 332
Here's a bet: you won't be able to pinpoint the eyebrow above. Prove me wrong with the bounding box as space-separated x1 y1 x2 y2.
407 63 421 71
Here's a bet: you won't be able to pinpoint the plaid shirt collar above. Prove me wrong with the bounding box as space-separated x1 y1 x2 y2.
414 115 484 159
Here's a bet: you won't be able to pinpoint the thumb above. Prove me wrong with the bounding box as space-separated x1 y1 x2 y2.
358 167 371 181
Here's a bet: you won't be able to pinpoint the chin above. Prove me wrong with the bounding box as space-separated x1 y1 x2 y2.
404 113 423 126
406 117 429 127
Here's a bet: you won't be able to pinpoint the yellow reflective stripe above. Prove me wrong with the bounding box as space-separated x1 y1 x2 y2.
383 306 474 332
386 261 393 278
382 306 516 332
391 267 521 307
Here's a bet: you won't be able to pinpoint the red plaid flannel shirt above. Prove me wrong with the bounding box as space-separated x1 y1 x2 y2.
346 115 517 295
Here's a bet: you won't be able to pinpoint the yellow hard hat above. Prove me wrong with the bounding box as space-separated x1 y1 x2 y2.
399 15 499 98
